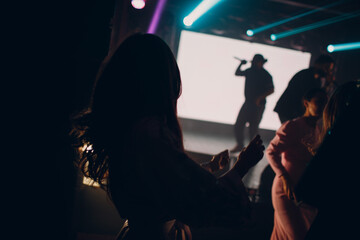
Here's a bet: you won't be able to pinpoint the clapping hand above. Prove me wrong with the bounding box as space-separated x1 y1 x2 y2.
211 149 230 171
203 149 230 173
234 135 265 177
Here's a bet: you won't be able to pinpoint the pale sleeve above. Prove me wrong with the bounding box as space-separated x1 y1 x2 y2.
266 120 297 176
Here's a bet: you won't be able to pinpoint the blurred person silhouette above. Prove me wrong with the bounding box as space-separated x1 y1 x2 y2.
266 88 328 240
71 33 266 240
231 54 274 153
294 80 360 239
323 67 338 98
274 54 335 123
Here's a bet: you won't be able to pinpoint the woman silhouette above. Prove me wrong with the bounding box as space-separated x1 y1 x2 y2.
72 33 265 240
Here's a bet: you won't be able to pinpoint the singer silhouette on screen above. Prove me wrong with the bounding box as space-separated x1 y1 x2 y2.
231 54 274 153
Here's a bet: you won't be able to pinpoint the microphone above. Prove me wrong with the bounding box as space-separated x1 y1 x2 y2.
234 56 247 64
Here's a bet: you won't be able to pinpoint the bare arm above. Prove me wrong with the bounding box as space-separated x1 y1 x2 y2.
266 121 297 200
266 132 288 177
235 61 247 76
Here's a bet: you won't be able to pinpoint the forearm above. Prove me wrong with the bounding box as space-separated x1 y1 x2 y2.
266 143 287 176
235 63 245 76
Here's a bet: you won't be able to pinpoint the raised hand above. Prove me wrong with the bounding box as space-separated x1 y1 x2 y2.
202 149 230 173
211 149 230 171
234 135 265 177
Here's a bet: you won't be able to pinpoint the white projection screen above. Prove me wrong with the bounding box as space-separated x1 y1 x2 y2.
176 30 311 131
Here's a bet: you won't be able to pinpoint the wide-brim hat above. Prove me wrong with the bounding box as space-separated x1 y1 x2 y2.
252 54 267 63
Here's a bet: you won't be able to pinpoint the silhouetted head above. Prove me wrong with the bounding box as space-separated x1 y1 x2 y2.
302 88 328 118
91 33 182 137
252 54 267 68
322 80 360 136
71 33 183 189
314 54 335 77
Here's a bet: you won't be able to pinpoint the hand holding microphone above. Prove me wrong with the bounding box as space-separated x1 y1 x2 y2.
234 56 247 64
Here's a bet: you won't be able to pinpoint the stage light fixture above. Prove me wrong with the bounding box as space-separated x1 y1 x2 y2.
183 0 223 27
147 0 167 34
246 30 254 36
183 17 193 27
248 1 343 36
327 45 335 53
270 10 360 40
327 42 360 53
131 0 145 9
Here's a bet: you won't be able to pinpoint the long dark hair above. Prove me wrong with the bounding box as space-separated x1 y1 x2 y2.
321 80 360 141
71 33 183 191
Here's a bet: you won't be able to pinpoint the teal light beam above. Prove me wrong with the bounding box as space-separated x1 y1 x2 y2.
183 0 223 27
271 10 360 41
327 42 360 52
246 1 344 36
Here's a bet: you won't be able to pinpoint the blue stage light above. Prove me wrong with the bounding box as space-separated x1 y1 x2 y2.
270 10 360 40
327 45 335 53
183 0 222 27
270 34 277 41
246 29 254 36
183 16 193 27
248 1 343 36
327 42 360 53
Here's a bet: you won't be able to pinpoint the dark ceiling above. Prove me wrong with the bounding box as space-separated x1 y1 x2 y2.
163 0 360 52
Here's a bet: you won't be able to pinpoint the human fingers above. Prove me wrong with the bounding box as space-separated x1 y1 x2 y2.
220 149 229 157
248 135 265 156
248 135 263 150
213 150 228 161
219 150 230 167
249 134 261 145
253 135 265 152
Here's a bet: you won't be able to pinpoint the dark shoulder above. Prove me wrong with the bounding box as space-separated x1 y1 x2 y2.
293 68 314 78
287 68 313 87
